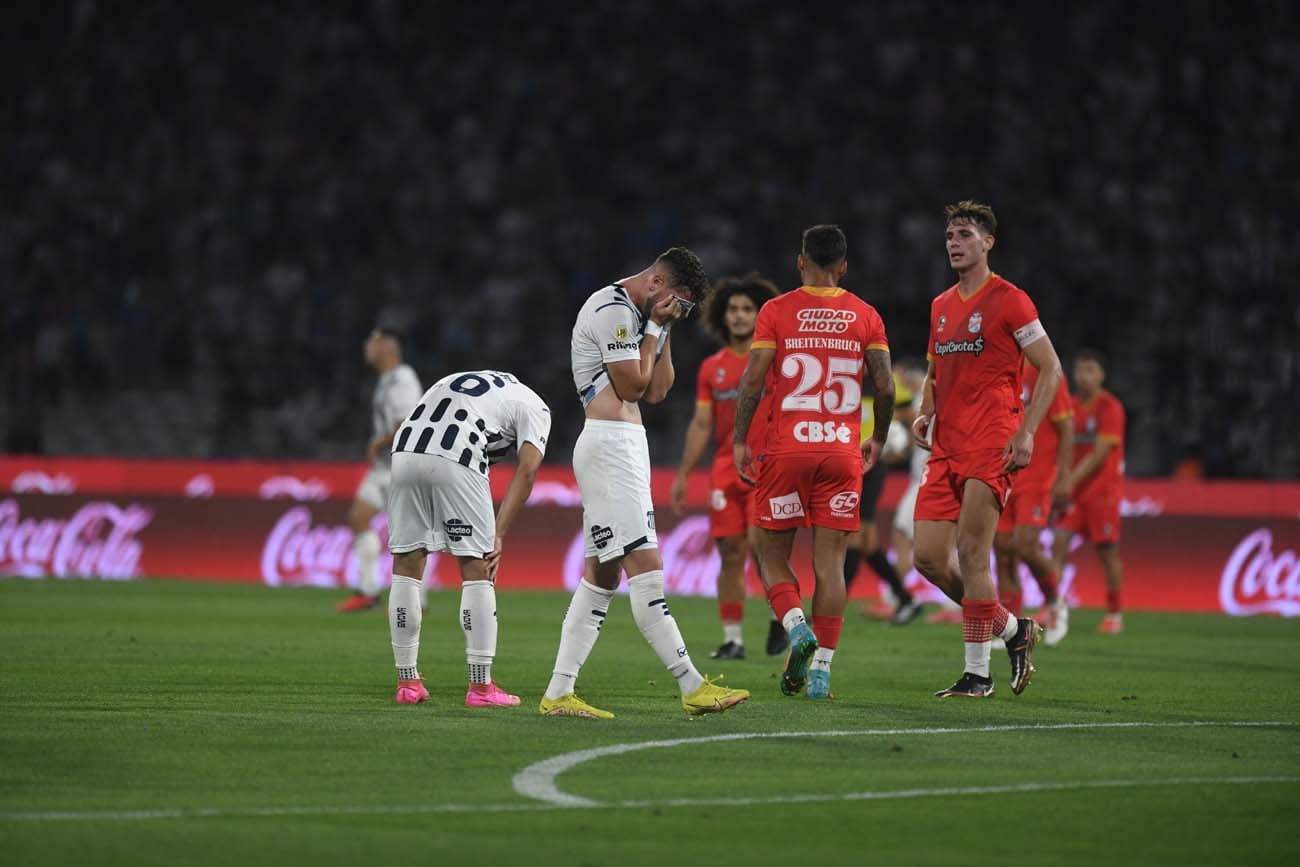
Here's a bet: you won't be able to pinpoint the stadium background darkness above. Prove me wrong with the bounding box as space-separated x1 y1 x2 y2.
2 0 1295 478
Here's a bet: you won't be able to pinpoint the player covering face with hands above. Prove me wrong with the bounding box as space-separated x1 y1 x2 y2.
911 201 1064 699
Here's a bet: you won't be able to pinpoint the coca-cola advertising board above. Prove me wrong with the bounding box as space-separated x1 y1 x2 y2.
1 457 1297 617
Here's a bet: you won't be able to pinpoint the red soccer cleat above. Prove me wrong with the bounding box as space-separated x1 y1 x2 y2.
336 593 381 613
1098 613 1124 634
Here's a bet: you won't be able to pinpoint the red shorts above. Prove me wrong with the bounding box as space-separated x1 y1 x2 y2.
996 486 1051 533
752 450 863 532
708 476 754 539
1059 495 1122 544
915 449 1013 523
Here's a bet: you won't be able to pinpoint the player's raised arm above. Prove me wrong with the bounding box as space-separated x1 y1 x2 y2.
605 295 682 402
645 326 675 404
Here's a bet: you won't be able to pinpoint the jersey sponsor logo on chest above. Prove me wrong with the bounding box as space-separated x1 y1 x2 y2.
933 335 985 357
796 308 857 334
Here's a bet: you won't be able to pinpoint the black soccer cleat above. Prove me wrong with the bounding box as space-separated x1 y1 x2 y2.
890 598 923 626
934 672 996 698
765 619 790 656
709 640 746 660
1007 617 1043 695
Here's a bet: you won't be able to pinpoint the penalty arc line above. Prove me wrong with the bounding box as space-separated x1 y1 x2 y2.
3 721 1295 823
511 719 1297 807
3 776 1298 823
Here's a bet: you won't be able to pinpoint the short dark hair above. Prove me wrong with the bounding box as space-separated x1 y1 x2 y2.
801 224 847 268
703 272 780 341
1075 347 1108 371
655 246 710 300
944 200 997 236
375 326 406 357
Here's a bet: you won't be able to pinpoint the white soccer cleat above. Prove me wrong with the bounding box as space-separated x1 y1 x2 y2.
1044 600 1069 646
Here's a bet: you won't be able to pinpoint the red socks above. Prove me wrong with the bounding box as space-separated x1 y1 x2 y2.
1107 588 1122 614
719 601 744 624
962 599 995 643
999 590 1024 617
765 582 803 624
1038 571 1060 605
812 615 842 650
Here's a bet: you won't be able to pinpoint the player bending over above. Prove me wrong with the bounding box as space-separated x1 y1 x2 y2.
734 225 895 700
540 247 750 719
386 370 550 707
671 272 788 660
911 201 1063 698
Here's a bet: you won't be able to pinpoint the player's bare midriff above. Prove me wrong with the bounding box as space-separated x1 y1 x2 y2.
584 380 643 426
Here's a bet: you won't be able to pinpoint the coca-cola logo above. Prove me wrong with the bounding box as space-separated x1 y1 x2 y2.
1220 528 1300 617
0 499 151 579
261 507 356 588
11 471 76 495
562 516 721 596
259 508 436 589
258 476 331 502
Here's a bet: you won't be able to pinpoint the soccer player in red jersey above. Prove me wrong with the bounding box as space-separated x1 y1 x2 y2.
911 201 1064 698
671 273 789 660
1051 349 1127 634
993 357 1074 645
733 225 895 699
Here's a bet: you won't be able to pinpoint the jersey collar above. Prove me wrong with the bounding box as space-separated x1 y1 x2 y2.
798 285 846 298
955 272 997 303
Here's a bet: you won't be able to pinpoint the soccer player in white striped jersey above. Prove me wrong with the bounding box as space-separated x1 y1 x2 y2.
338 327 424 613
386 370 551 707
540 247 750 718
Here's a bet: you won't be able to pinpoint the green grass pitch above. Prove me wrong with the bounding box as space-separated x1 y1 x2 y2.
2 578 1297 867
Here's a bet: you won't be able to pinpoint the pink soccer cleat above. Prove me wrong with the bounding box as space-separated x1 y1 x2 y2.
396 678 429 704
1098 613 1124 634
465 682 521 708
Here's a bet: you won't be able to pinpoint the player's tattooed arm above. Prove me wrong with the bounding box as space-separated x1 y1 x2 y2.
866 349 895 445
732 347 775 483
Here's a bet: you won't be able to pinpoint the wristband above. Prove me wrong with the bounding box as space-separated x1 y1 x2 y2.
643 320 664 339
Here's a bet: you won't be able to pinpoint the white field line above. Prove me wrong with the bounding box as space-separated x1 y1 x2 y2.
512 719 1296 807
3 721 1294 823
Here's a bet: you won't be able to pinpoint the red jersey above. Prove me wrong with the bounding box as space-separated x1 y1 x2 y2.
927 273 1043 457
751 286 889 458
1014 359 1074 490
696 346 748 484
1071 389 1125 500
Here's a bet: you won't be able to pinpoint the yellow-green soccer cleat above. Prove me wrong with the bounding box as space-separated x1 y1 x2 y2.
682 676 751 716
538 693 615 719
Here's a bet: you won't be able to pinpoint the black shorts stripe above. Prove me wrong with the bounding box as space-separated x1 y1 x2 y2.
622 536 649 556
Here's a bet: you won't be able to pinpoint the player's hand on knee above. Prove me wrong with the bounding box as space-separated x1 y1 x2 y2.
484 538 503 582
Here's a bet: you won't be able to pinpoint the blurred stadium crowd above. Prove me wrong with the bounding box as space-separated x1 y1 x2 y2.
3 1 1296 477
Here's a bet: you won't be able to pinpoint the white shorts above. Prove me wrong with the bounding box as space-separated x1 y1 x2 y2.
893 479 920 540
574 419 657 563
387 452 495 558
356 463 391 511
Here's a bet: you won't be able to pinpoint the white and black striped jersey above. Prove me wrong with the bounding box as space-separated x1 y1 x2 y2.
571 284 649 407
391 371 551 476
371 363 423 468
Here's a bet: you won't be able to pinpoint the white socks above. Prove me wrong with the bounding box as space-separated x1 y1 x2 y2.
545 580 613 700
964 641 991 678
389 575 423 679
628 571 704 695
811 647 835 673
782 608 807 633
354 530 381 597
461 580 497 685
998 615 1020 642
723 623 743 645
